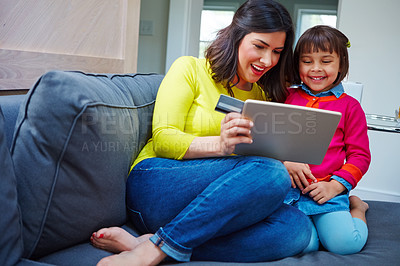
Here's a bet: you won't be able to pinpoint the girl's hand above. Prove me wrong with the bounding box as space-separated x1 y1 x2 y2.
220 112 253 156
283 161 317 190
302 179 346 204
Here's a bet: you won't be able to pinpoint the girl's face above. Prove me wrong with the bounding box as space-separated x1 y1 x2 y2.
299 50 340 94
236 31 286 91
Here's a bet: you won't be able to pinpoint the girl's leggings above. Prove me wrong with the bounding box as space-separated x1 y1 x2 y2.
303 210 368 255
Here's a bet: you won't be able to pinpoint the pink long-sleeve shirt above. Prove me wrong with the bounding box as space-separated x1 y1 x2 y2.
285 87 371 188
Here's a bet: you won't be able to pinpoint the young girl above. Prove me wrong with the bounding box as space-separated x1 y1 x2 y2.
283 25 371 255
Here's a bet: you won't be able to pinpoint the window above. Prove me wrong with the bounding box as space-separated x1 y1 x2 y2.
198 8 235 58
198 4 338 55
295 8 337 43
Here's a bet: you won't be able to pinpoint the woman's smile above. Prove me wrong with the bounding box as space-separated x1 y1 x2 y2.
236 31 286 90
251 64 267 75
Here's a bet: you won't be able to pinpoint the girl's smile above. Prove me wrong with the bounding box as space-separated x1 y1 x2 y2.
299 51 340 94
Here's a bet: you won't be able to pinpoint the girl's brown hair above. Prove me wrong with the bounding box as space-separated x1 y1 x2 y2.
205 0 294 103
294 25 350 86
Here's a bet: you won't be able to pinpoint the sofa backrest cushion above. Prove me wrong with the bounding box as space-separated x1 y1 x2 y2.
10 71 163 258
0 107 23 266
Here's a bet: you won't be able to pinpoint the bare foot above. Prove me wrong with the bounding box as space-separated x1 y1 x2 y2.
97 240 167 266
91 227 153 253
349 195 369 224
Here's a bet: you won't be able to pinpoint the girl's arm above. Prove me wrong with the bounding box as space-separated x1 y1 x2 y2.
332 101 371 188
303 100 371 204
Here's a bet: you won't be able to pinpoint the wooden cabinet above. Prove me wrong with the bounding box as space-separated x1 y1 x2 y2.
0 0 141 93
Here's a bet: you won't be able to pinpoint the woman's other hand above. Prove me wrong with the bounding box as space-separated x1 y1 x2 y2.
283 161 317 190
220 112 254 156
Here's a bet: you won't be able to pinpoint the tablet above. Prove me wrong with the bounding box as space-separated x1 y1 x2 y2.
234 100 342 165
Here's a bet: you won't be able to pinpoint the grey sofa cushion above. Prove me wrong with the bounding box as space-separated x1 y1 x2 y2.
0 107 23 266
11 71 162 258
38 224 139 265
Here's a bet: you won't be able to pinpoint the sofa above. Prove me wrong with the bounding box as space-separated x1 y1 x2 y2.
0 71 399 266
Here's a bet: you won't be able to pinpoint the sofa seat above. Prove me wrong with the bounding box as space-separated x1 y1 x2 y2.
0 71 399 265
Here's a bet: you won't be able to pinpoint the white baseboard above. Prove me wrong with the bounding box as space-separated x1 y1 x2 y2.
350 187 400 203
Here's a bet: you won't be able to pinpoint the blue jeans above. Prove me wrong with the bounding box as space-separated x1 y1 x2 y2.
127 156 312 262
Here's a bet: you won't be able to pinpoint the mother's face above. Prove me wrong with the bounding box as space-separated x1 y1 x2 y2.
236 32 286 90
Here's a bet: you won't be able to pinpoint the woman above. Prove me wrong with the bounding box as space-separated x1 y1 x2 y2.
92 0 312 265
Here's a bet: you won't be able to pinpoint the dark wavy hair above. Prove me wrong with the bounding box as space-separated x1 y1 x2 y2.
205 0 294 103
294 25 350 86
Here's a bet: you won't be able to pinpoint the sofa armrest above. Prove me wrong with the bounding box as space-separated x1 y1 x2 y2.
0 95 25 147
11 71 164 258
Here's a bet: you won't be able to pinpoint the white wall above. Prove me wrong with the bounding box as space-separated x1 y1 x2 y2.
165 0 203 73
338 0 400 116
138 0 203 74
338 0 400 202
137 0 169 74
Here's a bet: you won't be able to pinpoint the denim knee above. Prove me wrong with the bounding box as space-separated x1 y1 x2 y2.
291 212 313 254
301 221 319 254
273 204 313 257
237 156 290 199
259 160 289 203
